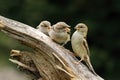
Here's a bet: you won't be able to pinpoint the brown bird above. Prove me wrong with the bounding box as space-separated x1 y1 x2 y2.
49 22 71 46
71 23 97 76
36 20 51 36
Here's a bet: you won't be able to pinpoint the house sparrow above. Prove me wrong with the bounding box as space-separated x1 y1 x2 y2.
36 20 51 35
49 22 71 46
71 23 97 75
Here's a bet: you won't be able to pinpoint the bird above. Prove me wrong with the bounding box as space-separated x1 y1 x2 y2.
49 22 71 46
36 20 51 36
71 23 97 76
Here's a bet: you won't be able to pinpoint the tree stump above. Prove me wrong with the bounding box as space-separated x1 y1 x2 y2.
0 15 104 80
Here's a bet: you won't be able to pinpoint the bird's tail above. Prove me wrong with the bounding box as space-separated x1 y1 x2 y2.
85 57 98 76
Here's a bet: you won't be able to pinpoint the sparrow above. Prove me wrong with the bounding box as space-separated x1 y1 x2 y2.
49 22 71 46
36 20 51 36
71 23 97 75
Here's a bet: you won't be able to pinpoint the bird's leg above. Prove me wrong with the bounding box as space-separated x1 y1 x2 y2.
61 39 70 46
61 41 67 46
61 43 66 46
74 58 83 64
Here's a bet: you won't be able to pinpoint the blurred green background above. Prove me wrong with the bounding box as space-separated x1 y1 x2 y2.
0 0 120 80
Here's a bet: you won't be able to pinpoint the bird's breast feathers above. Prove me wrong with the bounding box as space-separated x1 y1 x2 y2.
49 30 69 43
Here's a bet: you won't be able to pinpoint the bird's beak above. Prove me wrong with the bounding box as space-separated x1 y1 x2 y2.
65 27 71 32
74 26 77 29
67 25 71 28
47 26 51 30
74 26 79 30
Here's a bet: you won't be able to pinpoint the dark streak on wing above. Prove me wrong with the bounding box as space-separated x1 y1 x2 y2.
83 38 90 56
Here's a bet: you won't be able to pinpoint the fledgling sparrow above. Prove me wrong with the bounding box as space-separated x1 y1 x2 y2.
71 23 97 75
36 20 51 36
49 22 71 46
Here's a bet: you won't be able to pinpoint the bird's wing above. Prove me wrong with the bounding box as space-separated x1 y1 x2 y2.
83 38 90 56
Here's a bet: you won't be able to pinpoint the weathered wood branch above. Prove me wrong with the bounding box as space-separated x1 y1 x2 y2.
0 15 104 80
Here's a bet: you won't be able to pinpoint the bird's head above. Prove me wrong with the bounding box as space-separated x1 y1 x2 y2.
75 23 88 36
53 22 71 33
38 20 51 30
75 23 88 32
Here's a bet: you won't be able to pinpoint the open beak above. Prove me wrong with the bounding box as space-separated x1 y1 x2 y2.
65 27 70 32
65 27 71 34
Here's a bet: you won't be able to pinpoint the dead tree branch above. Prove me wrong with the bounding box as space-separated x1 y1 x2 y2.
0 15 104 80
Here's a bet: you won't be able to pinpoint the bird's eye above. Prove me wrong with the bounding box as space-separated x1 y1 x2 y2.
44 25 47 27
58 26 65 29
41 24 44 27
79 26 84 28
60 26 66 28
42 24 48 27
